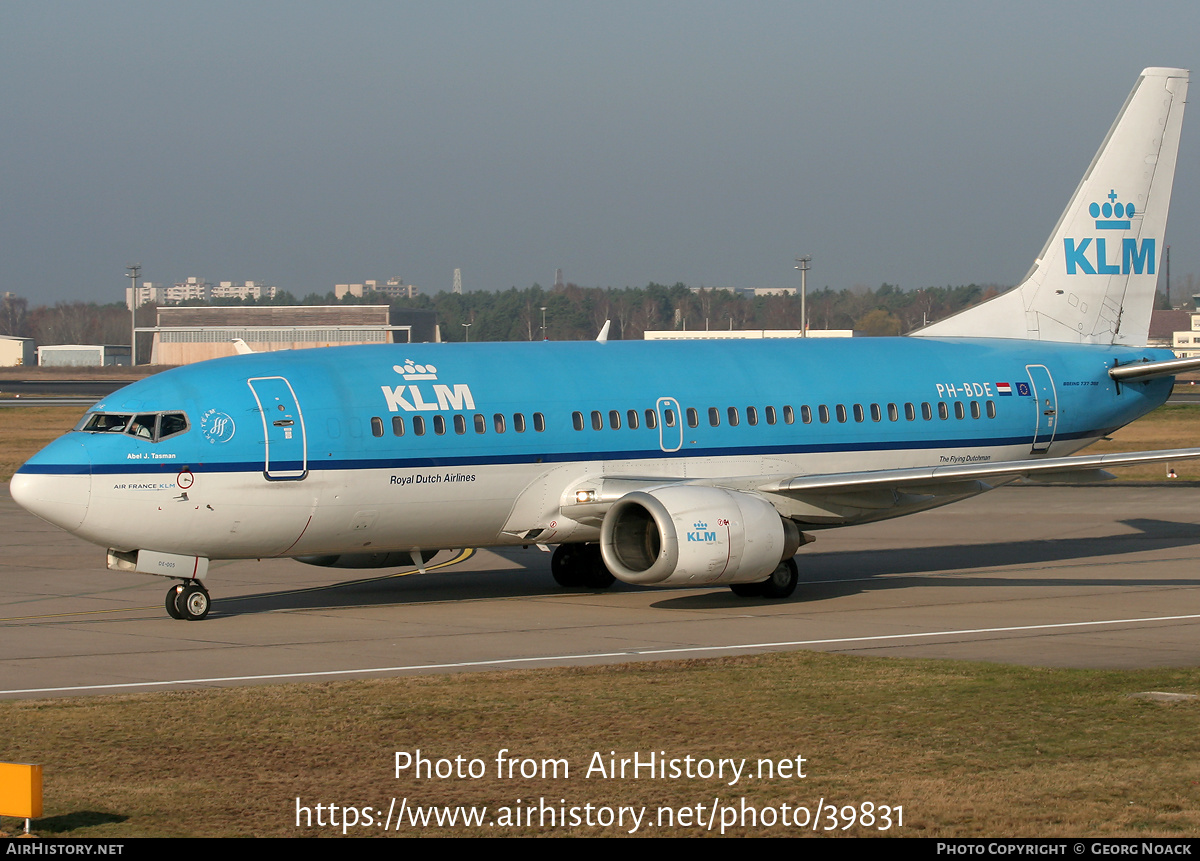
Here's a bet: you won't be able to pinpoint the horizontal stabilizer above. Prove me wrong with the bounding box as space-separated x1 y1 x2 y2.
1109 356 1200 381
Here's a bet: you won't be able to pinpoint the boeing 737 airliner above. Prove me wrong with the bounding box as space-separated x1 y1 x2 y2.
12 67 1199 620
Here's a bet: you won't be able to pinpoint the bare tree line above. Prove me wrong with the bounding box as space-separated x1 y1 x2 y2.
0 282 1011 348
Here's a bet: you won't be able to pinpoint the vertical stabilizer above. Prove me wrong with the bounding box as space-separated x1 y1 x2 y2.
915 67 1188 345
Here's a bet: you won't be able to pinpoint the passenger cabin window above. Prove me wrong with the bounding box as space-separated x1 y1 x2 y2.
474 414 487 434
392 416 405 436
644 410 658 430
533 413 546 432
572 412 584 431
609 410 621 430
708 407 720 427
591 411 603 431
513 413 526 433
371 417 384 437
434 415 447 435
765 406 777 425
687 408 699 428
746 406 758 426
727 407 739 427
800 405 812 424
627 409 640 429
494 414 506 433
413 416 426 435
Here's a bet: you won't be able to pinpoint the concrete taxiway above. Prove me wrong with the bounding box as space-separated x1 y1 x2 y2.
2 483 1200 699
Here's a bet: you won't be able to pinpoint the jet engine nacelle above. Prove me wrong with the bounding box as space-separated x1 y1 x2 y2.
599 486 800 586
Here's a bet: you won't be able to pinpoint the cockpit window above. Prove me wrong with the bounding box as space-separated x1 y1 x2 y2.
78 411 189 442
158 413 189 440
129 415 156 439
80 413 132 433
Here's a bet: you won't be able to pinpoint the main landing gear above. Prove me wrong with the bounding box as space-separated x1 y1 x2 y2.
551 543 616 589
729 557 798 600
165 580 211 621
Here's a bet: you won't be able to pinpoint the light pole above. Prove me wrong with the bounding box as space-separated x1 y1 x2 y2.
794 255 811 337
126 263 141 365
461 322 472 342
540 306 548 340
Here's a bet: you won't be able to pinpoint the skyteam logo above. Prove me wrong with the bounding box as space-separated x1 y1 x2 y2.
686 521 718 543
381 361 476 413
1064 189 1155 276
199 408 236 444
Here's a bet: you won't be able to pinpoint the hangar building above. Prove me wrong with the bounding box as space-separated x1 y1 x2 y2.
144 306 438 365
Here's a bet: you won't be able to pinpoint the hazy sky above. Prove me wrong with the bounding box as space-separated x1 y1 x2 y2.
4 1 1199 304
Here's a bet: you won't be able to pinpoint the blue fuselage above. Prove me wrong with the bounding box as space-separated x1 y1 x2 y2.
13 337 1172 559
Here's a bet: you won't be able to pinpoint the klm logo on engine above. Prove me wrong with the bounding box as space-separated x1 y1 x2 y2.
1063 189 1155 276
380 361 476 413
686 521 718 543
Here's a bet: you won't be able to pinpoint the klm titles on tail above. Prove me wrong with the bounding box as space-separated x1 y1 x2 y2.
1064 237 1155 275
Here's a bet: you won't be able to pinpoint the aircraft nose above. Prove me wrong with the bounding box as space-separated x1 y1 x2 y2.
11 437 92 532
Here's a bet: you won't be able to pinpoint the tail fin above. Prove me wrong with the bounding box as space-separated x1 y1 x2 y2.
915 67 1188 345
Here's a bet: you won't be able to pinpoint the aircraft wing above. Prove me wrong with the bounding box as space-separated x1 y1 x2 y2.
757 447 1200 494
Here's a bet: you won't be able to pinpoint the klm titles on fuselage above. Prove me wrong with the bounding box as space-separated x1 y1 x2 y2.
380 361 475 413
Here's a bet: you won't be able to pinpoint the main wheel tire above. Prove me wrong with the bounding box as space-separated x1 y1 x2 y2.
729 582 764 598
578 544 615 589
165 584 185 620
551 544 584 587
176 582 211 621
759 557 798 600
552 544 615 589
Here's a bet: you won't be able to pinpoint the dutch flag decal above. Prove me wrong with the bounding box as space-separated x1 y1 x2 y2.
996 382 1013 396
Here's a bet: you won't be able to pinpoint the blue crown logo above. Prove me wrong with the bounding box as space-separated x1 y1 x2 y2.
1089 189 1134 230
693 521 707 530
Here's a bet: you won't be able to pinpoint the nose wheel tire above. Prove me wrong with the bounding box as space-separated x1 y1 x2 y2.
167 581 211 620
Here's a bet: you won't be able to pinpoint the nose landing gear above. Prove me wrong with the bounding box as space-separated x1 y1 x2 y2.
165 580 211 620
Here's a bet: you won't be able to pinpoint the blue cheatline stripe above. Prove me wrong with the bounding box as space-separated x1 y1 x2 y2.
15 427 1113 477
